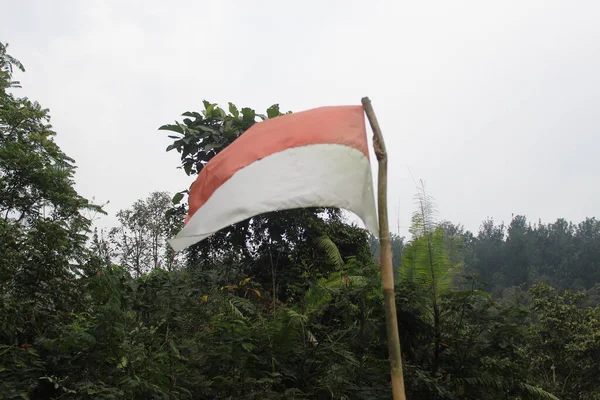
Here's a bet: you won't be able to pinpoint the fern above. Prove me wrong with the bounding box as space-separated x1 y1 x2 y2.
307 236 368 315
316 235 344 270
452 376 560 399
400 184 457 307
453 375 506 391
516 383 560 400
401 228 454 298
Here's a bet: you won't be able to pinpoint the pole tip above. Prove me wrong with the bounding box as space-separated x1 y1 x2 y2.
361 97 371 106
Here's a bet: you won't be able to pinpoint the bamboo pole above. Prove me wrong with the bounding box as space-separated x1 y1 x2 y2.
361 97 407 400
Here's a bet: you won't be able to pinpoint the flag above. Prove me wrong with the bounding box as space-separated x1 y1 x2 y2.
168 105 378 252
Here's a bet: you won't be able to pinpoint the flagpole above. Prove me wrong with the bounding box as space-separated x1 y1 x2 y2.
361 97 407 400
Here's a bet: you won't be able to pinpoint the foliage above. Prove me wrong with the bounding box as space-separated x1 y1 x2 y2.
400 182 456 385
526 283 600 400
456 215 600 300
160 100 287 180
160 100 350 305
109 191 181 276
0 41 105 399
0 42 24 90
397 184 555 399
1 41 588 400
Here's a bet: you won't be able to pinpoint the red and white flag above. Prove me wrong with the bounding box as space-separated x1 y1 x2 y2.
168 105 378 252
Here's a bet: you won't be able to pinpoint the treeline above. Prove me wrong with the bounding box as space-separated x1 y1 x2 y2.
460 216 600 298
2 42 600 400
374 215 600 306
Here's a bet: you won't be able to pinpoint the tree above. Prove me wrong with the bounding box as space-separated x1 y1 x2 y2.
467 218 506 293
160 100 346 301
527 283 600 400
399 182 459 381
109 191 180 276
0 42 104 398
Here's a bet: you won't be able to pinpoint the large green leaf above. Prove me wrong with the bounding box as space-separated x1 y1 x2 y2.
266 104 280 119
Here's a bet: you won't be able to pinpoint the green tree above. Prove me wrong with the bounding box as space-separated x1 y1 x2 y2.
527 283 600 400
0 42 104 398
400 183 459 379
160 101 346 302
109 191 181 276
3 40 587 399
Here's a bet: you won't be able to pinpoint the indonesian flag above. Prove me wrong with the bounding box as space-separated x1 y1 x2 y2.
168 105 379 252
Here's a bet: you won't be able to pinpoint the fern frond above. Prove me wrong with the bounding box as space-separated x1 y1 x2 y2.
452 377 560 400
401 183 463 303
316 235 344 270
227 299 245 320
305 272 343 314
516 383 560 400
410 180 438 238
400 228 454 297
453 375 505 391
345 275 368 287
221 297 254 321
304 270 370 315
274 307 310 347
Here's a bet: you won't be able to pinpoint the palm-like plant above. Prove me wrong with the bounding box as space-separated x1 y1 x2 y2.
401 181 456 299
400 182 458 376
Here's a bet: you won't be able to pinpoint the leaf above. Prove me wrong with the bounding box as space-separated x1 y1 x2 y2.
316 236 344 270
516 383 560 400
158 124 183 133
215 107 226 119
241 107 256 123
241 342 255 352
117 356 127 369
182 111 202 118
203 142 218 152
240 277 252 285
172 193 184 205
205 103 215 118
176 121 188 133
197 125 218 135
266 104 280 119
169 341 182 358
183 162 193 175
228 102 239 118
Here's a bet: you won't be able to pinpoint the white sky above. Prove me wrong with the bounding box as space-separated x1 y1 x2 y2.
2 0 600 238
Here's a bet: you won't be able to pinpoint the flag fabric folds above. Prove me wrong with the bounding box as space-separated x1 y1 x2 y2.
167 105 379 252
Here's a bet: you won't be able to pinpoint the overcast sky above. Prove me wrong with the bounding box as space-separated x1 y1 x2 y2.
2 0 599 238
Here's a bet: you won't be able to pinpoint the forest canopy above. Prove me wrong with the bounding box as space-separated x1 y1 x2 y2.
2 42 599 400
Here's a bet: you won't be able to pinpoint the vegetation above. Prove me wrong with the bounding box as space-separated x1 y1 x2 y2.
2 42 599 399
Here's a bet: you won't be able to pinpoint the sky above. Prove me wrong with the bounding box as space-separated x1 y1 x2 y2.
2 0 600 238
